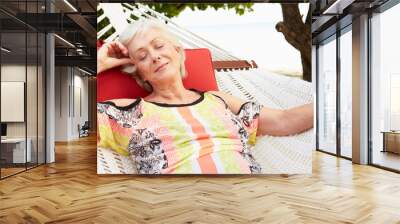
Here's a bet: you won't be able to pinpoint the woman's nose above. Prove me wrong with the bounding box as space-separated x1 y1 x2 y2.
151 54 161 63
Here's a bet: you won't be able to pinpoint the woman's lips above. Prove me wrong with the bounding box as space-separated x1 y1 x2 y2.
155 63 168 73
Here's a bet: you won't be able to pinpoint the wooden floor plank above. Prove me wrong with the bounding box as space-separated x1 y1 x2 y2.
0 135 400 223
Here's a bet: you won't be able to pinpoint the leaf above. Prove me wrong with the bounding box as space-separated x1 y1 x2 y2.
144 3 255 18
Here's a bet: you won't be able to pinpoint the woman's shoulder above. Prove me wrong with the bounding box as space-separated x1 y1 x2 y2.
206 91 232 102
98 98 141 111
106 98 138 106
205 91 261 115
205 91 228 107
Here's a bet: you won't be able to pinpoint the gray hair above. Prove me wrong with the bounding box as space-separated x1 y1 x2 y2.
118 19 186 91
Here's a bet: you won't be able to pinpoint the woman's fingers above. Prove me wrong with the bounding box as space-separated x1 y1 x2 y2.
109 41 128 58
115 41 129 56
97 41 131 74
107 43 119 57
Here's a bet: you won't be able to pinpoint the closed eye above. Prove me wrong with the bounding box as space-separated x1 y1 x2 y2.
154 40 165 49
138 53 147 61
155 43 164 49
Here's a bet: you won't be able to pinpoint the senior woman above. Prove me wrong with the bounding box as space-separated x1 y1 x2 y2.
97 19 313 174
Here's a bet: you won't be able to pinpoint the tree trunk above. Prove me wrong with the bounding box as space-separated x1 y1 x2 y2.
276 4 312 82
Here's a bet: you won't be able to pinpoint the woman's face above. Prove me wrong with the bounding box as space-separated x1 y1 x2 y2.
128 27 181 85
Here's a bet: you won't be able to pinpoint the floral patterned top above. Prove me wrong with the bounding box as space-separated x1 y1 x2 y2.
97 90 262 174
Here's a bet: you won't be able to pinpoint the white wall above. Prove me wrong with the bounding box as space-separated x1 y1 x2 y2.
1 65 35 137
1 63 46 164
72 72 89 138
54 67 89 141
55 66 69 141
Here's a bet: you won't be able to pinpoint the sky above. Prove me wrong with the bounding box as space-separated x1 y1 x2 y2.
170 3 309 74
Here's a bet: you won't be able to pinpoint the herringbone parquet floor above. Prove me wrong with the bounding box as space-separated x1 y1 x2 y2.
1 135 400 224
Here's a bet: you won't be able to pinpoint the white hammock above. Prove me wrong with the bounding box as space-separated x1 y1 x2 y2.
98 69 313 174
97 3 313 174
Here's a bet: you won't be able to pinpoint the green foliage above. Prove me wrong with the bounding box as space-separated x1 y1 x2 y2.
97 17 110 33
141 3 254 18
130 14 139 21
97 8 104 17
99 26 115 41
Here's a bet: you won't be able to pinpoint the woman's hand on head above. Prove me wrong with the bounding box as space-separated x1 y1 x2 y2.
97 41 132 74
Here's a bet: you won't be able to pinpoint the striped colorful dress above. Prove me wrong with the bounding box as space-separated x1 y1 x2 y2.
97 90 262 174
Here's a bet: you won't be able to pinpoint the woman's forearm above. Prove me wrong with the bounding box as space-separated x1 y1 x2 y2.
283 103 314 136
